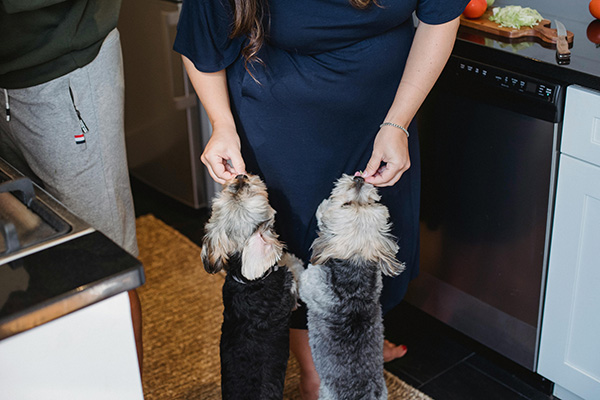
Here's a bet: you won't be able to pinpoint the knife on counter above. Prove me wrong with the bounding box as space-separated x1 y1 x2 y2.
555 20 571 63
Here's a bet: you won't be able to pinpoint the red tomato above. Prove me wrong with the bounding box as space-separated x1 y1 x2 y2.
463 0 488 19
587 19 600 46
591 0 600 19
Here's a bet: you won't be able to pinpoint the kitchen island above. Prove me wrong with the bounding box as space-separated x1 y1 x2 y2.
0 158 145 400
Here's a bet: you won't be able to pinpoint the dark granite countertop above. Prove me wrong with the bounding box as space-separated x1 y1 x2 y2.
0 158 145 340
0 232 145 340
454 0 600 91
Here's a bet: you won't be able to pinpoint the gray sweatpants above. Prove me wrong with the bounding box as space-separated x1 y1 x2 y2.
0 29 138 256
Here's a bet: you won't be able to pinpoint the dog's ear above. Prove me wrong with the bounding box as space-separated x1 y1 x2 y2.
378 255 405 277
241 222 284 280
201 240 227 274
365 206 403 277
376 238 404 277
315 198 329 230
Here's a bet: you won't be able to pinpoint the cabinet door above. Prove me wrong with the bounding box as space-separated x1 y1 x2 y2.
538 154 600 400
561 85 600 166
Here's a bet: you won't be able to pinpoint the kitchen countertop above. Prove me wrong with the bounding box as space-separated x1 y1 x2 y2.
0 158 145 340
454 0 600 91
0 232 144 340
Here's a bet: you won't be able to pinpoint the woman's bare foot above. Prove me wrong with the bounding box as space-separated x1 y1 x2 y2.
383 339 407 362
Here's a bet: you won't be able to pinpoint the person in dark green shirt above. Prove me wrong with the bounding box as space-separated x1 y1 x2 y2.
0 0 119 88
0 0 142 372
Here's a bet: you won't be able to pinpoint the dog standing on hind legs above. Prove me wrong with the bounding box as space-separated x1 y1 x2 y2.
201 174 302 400
291 174 404 400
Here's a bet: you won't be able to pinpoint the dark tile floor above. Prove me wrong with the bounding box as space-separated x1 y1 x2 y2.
131 178 557 400
382 303 555 400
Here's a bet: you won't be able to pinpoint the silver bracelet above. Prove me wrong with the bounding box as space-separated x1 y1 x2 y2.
380 122 410 138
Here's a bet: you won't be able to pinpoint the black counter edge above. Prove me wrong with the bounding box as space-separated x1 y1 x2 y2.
453 38 600 92
0 266 145 341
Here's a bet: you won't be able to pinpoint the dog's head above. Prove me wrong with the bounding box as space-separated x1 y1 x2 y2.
201 174 284 280
310 174 404 277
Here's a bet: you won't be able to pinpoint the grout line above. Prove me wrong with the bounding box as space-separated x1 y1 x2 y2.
418 352 476 388
466 361 532 399
387 368 427 389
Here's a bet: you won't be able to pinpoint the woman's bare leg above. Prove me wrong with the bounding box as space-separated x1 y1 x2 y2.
290 328 319 400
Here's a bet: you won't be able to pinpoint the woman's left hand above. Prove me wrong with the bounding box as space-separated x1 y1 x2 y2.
362 125 410 187
359 17 461 187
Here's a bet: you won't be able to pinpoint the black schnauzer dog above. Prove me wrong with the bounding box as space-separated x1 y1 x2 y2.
201 174 301 400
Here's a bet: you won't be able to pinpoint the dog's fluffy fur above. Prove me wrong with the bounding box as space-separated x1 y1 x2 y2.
292 174 404 400
201 174 302 400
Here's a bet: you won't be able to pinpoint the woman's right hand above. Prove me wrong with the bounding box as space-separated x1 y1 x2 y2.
179 57 245 184
200 124 246 184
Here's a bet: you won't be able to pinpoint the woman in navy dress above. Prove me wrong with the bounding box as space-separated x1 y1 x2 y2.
175 0 468 398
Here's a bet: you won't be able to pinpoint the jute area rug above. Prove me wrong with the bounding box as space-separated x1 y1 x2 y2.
136 214 432 400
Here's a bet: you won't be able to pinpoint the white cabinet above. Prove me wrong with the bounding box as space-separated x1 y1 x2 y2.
538 85 600 400
0 293 143 400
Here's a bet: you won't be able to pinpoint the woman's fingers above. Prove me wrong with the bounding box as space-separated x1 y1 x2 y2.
200 128 246 183
363 127 410 187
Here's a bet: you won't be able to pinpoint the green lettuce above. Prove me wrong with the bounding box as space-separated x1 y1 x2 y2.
489 6 543 29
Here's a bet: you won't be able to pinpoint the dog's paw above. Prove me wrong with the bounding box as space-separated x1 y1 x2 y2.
297 264 336 307
279 252 305 309
281 253 305 280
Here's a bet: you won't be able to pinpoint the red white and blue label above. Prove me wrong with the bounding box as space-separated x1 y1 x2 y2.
74 133 86 145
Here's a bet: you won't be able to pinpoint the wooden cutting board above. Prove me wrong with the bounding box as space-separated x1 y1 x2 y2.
460 9 574 44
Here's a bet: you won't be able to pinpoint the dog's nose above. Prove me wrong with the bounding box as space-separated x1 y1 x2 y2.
353 176 365 186
228 174 248 193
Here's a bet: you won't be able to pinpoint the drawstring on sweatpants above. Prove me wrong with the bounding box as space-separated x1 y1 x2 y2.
3 89 10 122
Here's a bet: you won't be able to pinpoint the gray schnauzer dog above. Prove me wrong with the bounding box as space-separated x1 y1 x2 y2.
201 174 301 400
293 174 404 400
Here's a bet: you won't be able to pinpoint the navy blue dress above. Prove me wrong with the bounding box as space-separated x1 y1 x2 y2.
174 0 468 324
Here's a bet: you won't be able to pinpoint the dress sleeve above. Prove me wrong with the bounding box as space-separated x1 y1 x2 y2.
173 0 244 72
415 0 470 25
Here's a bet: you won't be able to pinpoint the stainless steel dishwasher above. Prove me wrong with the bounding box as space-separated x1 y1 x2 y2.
406 55 563 370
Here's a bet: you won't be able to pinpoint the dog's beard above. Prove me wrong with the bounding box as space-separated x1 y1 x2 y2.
311 175 404 276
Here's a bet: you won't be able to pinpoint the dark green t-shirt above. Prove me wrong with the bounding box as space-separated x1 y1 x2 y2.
0 0 121 88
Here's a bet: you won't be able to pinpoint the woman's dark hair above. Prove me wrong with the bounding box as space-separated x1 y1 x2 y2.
229 0 268 68
229 0 377 67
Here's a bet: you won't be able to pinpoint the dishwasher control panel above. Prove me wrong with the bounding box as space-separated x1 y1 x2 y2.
454 57 557 103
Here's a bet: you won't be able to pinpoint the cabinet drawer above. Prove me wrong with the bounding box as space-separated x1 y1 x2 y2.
562 85 600 166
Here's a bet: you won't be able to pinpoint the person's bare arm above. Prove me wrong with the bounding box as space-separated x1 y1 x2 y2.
363 17 461 186
182 56 246 184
